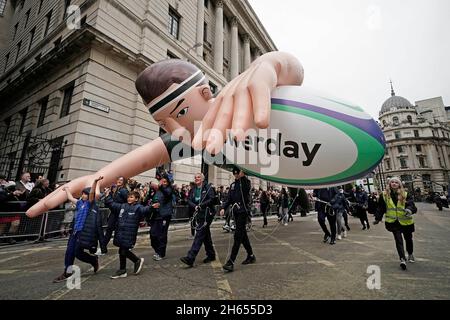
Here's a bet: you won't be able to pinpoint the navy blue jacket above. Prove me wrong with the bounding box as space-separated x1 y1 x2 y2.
330 193 350 213
113 187 129 204
355 191 368 208
188 182 216 222
105 196 151 249
153 186 174 220
313 188 338 212
77 203 103 251
221 176 251 214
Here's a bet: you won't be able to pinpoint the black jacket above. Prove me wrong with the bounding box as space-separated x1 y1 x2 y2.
105 196 151 249
221 176 251 214
113 187 129 204
330 193 349 213
188 182 216 223
313 188 338 212
153 186 174 220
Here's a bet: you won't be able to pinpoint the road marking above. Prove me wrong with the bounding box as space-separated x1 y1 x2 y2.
255 230 335 267
0 270 19 274
43 254 119 301
210 252 233 300
0 247 51 264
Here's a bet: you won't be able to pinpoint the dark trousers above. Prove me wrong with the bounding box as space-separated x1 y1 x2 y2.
188 210 195 237
64 233 97 273
150 218 171 257
261 203 269 226
392 230 414 260
229 212 253 263
119 247 139 270
318 209 337 241
187 220 215 261
102 212 118 250
343 211 349 228
357 207 370 228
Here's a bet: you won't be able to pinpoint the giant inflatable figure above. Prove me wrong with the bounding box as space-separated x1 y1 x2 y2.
27 52 385 218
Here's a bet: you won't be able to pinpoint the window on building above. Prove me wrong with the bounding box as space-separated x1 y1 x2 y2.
414 130 419 138
209 81 217 95
37 96 48 127
15 41 22 63
38 0 43 14
18 107 28 134
63 0 71 19
416 145 422 152
202 52 207 61
204 0 208 8
418 156 426 168
2 117 11 140
4 53 9 72
0 0 7 16
407 115 413 125
397 146 404 153
60 83 74 118
13 22 19 40
393 117 399 125
28 27 35 51
394 131 401 139
168 7 180 39
203 22 208 42
166 50 178 59
44 10 52 37
400 157 408 169
24 8 30 28
385 159 391 171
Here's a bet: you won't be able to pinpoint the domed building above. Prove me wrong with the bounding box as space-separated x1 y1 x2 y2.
377 83 450 195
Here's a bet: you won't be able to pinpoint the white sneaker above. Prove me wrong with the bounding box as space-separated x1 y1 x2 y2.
153 254 163 261
408 254 415 263
284 223 288 226
337 235 342 240
343 231 347 238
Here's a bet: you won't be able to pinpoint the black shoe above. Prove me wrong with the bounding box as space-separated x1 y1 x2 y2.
346 225 351 231
330 239 336 245
362 226 367 230
373 220 380 225
222 261 234 272
367 224 370 230
111 269 127 279
203 256 216 264
242 255 256 265
93 257 99 273
323 235 330 243
400 259 407 270
180 256 194 267
134 258 144 275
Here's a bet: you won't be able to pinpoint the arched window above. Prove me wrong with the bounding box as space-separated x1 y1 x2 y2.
407 115 413 125
393 117 399 125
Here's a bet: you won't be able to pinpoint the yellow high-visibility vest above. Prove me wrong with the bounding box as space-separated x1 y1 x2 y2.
383 192 414 226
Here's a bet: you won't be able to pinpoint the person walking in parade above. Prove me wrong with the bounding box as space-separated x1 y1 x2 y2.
313 188 338 245
220 167 255 272
99 176 129 255
104 189 150 279
53 176 103 283
375 177 417 270
355 186 370 230
330 187 350 240
149 174 174 261
180 173 217 267
259 190 270 228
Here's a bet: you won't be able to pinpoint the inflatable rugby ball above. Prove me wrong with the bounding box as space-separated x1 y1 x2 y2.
222 86 385 188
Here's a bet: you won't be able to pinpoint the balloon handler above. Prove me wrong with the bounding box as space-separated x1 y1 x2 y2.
26 51 384 220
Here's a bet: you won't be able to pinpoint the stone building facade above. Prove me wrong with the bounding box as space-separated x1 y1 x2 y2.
0 0 276 188
378 85 450 194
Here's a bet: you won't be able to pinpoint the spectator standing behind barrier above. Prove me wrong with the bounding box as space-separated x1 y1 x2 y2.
14 172 34 201
105 189 150 279
27 179 52 208
180 173 217 267
53 176 103 283
149 175 174 261
375 177 417 270
99 177 129 255
0 174 23 244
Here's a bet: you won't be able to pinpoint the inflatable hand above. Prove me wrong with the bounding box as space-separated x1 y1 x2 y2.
26 174 95 217
191 52 304 154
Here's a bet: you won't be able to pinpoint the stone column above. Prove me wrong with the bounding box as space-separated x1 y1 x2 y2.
230 16 239 79
195 0 204 57
214 0 224 74
243 34 251 70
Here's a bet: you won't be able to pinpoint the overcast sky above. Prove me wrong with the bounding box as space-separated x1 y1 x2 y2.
248 0 450 119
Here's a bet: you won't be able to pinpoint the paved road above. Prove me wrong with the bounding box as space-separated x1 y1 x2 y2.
0 203 449 300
